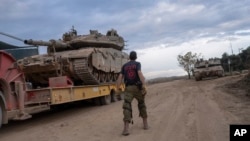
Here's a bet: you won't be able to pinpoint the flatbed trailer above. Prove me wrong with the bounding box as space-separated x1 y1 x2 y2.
0 51 124 128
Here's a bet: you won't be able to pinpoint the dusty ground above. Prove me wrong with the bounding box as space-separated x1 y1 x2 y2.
0 74 250 141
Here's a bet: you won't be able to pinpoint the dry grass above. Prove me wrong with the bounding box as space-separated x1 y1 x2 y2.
147 75 187 85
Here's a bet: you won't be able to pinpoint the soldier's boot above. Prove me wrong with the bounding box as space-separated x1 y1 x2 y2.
143 118 149 130
122 121 130 136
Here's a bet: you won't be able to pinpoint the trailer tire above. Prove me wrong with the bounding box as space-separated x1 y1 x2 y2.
111 90 118 102
118 92 124 100
93 98 102 106
100 95 111 105
0 104 2 128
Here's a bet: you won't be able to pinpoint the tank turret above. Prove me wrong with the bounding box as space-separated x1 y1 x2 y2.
67 28 125 51
18 27 128 88
24 27 125 53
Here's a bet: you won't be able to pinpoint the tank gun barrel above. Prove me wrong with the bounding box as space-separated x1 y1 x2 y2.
24 39 68 48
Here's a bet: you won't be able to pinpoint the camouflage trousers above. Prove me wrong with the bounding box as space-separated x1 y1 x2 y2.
123 85 148 123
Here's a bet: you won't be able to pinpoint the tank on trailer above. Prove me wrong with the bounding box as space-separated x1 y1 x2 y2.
17 27 129 88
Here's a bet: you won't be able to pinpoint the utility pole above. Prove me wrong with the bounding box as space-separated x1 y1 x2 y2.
229 38 234 55
238 48 243 54
228 38 233 75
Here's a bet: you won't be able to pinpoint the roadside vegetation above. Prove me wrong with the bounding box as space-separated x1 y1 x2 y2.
148 46 250 92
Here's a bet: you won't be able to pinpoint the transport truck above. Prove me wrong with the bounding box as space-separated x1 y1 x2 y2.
0 50 125 128
0 28 127 128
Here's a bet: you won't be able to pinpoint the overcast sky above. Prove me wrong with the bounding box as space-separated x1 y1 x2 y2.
1 0 250 79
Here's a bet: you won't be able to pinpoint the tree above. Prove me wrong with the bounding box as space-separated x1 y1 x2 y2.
177 52 200 79
240 46 250 69
221 46 250 73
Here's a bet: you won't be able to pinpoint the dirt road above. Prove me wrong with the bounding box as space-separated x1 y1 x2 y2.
0 75 249 141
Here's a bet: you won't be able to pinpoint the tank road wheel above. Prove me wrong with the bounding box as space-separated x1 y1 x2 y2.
114 73 119 81
102 72 109 83
98 72 103 83
100 72 106 83
97 74 101 83
217 70 224 77
88 64 93 74
104 73 109 82
110 73 115 81
194 73 201 81
100 95 111 105
195 76 199 81
93 70 101 82
106 73 111 82
99 72 109 83
111 73 115 82
88 57 94 72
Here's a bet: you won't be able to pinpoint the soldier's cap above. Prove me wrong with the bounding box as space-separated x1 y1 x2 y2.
129 51 137 60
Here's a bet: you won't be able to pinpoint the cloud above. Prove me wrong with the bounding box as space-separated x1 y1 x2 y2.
1 0 250 79
0 0 32 19
144 69 186 79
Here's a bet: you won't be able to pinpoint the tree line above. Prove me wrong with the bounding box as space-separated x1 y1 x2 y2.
221 46 250 72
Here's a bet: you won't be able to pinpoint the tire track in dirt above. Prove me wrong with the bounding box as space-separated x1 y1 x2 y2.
0 76 247 141
144 80 200 141
145 79 230 141
193 80 229 141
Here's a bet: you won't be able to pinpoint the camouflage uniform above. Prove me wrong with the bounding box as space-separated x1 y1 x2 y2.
117 51 148 135
123 85 147 123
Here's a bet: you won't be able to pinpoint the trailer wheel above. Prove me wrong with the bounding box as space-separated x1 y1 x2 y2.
93 97 102 106
100 95 111 105
111 90 118 102
0 104 2 128
118 92 124 100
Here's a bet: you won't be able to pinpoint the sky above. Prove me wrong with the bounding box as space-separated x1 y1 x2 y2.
1 0 250 79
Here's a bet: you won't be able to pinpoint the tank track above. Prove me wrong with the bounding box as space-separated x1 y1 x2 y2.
73 58 100 85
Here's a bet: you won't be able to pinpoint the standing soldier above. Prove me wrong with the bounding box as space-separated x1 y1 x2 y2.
116 51 148 136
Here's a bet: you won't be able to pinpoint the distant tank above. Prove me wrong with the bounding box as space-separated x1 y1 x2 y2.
193 58 224 81
17 27 128 87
